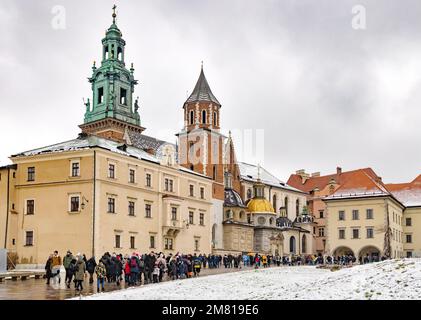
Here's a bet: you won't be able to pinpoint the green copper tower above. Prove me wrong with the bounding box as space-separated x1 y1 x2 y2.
83 5 140 126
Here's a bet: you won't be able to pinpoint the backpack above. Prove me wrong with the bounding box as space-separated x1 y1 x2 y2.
130 257 138 268
139 260 145 268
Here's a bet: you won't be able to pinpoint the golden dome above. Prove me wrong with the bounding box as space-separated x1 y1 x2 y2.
247 198 275 214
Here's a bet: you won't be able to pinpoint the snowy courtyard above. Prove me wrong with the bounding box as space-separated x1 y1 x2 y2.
76 258 421 300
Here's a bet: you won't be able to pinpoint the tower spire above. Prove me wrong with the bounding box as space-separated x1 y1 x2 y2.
112 4 117 24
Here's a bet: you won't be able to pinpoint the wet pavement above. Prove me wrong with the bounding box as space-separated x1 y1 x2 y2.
0 265 263 300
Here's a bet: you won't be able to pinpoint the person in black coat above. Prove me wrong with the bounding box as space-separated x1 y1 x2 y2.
86 256 97 284
113 256 123 285
45 254 53 285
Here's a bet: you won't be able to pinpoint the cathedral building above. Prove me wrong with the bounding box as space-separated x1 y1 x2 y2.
0 7 320 267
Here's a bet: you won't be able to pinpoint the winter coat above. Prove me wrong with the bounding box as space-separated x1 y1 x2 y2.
86 257 97 274
74 260 86 281
95 263 107 279
45 258 53 277
51 256 62 267
113 257 123 276
69 259 78 275
129 256 140 273
124 260 131 274
63 254 73 269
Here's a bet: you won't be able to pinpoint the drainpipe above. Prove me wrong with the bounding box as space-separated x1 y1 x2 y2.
92 150 97 257
4 167 10 248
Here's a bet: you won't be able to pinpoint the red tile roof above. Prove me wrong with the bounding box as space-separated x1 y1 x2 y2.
287 167 380 193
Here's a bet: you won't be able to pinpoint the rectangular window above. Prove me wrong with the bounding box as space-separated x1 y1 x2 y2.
129 169 135 183
339 229 345 239
407 251 413 258
406 234 412 243
200 213 204 226
352 210 359 220
146 173 152 187
318 227 325 237
195 239 199 251
366 228 374 239
115 235 121 248
130 236 135 249
366 209 373 219
150 235 155 248
25 231 33 246
128 201 135 216
165 238 173 250
171 207 177 221
26 200 35 215
319 211 324 219
189 185 194 197
109 164 115 179
145 204 152 218
200 187 205 199
164 178 169 191
120 88 127 105
27 167 35 181
189 211 194 225
169 180 174 192
352 229 359 239
70 197 80 212
98 87 104 104
108 198 115 213
338 211 345 221
71 162 80 177
406 218 412 226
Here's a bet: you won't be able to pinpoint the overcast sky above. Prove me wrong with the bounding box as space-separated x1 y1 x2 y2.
1 0 421 183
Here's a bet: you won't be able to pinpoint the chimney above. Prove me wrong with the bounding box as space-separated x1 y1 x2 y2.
336 167 342 175
311 172 320 177
295 169 309 184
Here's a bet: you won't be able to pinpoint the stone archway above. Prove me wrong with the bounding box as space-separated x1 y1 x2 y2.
358 245 381 263
332 246 354 257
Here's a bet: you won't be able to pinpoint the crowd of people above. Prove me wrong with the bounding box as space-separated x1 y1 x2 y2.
44 250 384 293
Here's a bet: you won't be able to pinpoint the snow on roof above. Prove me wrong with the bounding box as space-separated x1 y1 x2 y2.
237 162 305 194
12 135 160 163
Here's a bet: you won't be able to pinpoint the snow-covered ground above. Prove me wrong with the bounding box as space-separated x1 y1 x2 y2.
76 259 421 300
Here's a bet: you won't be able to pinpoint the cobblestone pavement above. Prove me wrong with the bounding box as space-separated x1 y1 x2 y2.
0 264 275 300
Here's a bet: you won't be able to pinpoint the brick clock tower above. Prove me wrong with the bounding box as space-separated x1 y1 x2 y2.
177 65 228 251
79 6 145 141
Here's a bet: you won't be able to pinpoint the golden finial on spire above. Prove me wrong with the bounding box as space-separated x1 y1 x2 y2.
112 4 117 24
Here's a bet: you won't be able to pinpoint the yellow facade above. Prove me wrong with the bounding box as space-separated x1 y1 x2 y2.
2 147 212 266
325 197 405 259
402 207 421 257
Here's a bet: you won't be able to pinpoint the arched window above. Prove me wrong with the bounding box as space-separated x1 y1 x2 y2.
213 111 217 126
117 47 123 60
284 197 289 215
273 194 277 211
247 189 252 199
296 199 300 217
104 46 109 59
239 211 244 220
289 236 296 254
247 214 251 224
213 165 217 180
189 110 194 125
269 218 274 225
202 110 207 124
190 164 194 171
302 234 307 254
